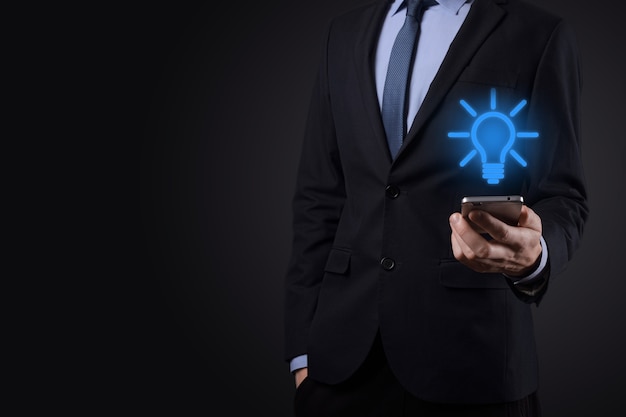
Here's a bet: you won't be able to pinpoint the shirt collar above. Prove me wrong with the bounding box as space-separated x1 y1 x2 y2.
391 0 470 16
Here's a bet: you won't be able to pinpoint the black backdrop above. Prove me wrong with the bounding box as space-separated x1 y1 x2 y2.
103 0 626 415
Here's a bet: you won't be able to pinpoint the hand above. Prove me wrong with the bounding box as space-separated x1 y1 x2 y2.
449 205 543 277
294 367 308 388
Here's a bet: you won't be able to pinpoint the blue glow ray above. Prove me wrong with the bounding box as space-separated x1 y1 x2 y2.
516 132 539 138
459 150 477 167
460 100 477 117
509 150 527 166
509 100 527 117
448 132 471 138
490 88 496 110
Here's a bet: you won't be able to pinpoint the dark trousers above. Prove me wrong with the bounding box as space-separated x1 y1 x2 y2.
294 335 541 417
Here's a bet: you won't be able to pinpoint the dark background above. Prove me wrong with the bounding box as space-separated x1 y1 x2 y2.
102 0 626 415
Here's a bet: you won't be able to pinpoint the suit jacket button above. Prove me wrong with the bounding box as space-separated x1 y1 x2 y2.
385 185 400 198
380 257 395 270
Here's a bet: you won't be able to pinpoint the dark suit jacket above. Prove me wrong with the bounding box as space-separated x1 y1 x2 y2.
285 0 588 403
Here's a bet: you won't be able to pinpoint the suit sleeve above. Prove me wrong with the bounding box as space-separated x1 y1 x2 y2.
520 19 589 302
284 21 346 363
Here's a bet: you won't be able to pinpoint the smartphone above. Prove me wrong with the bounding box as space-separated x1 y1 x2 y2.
461 195 524 226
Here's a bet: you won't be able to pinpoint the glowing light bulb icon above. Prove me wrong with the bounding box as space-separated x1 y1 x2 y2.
448 88 539 184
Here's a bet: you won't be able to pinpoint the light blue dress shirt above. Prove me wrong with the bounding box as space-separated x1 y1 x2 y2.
375 0 472 128
290 0 547 373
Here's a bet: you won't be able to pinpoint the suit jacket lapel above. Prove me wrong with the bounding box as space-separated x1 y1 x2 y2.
398 0 507 161
353 0 393 162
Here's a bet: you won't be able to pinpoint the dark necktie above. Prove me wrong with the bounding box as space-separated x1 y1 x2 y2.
381 0 436 160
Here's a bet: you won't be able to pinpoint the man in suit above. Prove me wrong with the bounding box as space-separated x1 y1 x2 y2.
284 0 588 415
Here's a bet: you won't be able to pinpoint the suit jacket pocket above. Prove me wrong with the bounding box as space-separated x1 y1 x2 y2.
439 259 509 289
324 248 351 275
458 66 518 89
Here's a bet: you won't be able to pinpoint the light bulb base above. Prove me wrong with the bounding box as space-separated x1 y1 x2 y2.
482 163 504 184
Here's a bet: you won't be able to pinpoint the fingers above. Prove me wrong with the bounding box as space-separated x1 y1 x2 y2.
463 205 542 241
450 229 491 272
468 210 512 244
449 209 543 275
450 213 491 259
449 213 502 273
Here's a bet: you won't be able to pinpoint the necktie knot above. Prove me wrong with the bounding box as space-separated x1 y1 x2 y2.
406 0 437 19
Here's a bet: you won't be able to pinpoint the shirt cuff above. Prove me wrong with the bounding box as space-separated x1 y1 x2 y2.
505 235 548 285
289 354 308 373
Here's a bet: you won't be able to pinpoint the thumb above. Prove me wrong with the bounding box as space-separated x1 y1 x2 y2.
518 205 542 233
